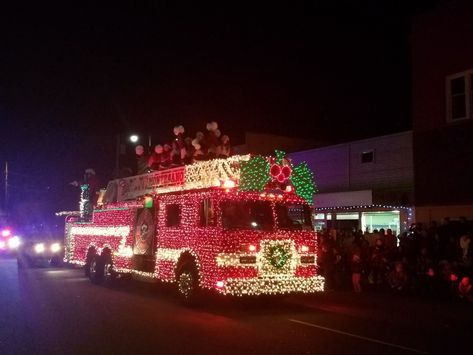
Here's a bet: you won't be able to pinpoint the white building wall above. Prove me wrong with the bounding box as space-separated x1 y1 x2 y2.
348 131 414 190
290 131 414 194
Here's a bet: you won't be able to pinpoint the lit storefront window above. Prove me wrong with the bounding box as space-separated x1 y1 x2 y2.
335 212 359 220
361 211 400 234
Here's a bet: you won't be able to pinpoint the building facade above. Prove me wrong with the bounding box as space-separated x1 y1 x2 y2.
289 131 414 235
412 0 473 222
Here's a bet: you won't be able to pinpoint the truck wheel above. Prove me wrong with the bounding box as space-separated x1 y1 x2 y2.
102 252 117 285
176 262 200 304
84 247 96 277
104 262 117 285
89 255 105 284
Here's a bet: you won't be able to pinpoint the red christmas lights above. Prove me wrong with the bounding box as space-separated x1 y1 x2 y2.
65 156 324 296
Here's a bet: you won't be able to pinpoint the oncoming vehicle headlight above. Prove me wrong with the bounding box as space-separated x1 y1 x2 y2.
50 243 61 253
1 229 11 237
34 243 45 254
8 236 21 249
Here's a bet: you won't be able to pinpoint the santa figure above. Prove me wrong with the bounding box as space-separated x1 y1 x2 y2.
148 144 164 170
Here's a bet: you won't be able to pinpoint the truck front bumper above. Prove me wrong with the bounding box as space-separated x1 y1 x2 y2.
216 275 325 296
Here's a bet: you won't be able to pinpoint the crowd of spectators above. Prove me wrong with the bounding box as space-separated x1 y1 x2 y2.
317 217 473 303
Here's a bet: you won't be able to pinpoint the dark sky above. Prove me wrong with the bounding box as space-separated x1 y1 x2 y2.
0 1 447 225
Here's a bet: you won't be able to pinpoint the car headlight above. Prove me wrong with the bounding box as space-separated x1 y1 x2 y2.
34 243 45 253
8 236 21 249
50 243 61 253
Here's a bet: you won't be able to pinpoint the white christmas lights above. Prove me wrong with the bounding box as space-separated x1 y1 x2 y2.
65 155 324 297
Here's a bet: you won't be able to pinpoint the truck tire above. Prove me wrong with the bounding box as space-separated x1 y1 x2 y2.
101 250 117 285
84 246 96 277
176 261 200 304
89 255 105 284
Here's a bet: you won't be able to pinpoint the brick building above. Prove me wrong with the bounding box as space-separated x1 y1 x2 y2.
412 0 473 221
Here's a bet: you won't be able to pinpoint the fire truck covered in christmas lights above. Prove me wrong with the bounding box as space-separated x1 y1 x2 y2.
63 151 324 300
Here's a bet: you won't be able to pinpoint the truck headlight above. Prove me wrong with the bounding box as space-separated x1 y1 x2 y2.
50 243 61 253
34 243 45 253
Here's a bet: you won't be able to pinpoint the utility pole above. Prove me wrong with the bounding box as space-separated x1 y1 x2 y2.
4 161 8 215
115 134 120 178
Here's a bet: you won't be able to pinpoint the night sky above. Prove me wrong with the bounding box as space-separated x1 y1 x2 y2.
0 1 447 227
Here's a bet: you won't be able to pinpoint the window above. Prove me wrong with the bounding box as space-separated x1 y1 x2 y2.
165 204 181 227
361 150 374 163
221 201 273 231
335 212 359 220
447 70 473 121
275 203 313 231
199 198 215 227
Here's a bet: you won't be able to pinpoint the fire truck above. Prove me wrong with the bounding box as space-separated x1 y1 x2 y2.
63 152 324 300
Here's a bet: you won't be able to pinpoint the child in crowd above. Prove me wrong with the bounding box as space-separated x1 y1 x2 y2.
388 261 409 293
458 276 473 302
351 251 363 293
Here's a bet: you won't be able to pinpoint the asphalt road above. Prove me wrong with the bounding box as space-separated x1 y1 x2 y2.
0 257 471 355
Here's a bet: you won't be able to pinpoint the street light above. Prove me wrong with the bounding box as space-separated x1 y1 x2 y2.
114 133 152 178
129 134 151 150
115 133 139 178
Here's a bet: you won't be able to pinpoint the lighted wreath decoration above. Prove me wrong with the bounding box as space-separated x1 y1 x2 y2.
239 150 317 203
266 245 291 269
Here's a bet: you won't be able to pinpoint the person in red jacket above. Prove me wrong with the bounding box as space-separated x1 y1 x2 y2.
458 275 473 302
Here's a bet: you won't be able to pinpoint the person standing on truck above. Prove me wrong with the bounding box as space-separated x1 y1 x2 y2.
135 144 149 174
70 168 101 206
217 134 232 158
148 144 164 171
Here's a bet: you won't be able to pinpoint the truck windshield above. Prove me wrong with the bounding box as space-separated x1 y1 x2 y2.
275 203 313 231
221 201 273 231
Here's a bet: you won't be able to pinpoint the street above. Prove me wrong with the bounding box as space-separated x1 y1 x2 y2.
0 257 471 355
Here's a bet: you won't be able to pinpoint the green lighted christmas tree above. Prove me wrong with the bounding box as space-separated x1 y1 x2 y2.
290 162 317 203
239 155 271 191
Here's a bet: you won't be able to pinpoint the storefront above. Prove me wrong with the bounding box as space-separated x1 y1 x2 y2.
313 205 413 236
